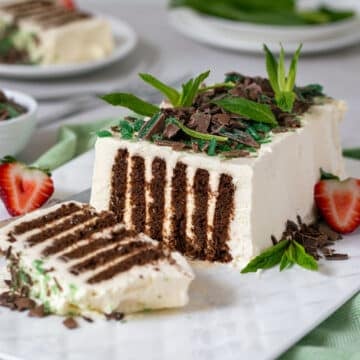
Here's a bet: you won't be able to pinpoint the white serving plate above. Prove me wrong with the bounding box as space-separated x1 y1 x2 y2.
0 151 359 360
0 16 137 80
168 7 360 54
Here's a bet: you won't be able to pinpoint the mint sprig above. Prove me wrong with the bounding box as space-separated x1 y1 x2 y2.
264 44 302 113
179 70 210 107
213 96 278 126
139 71 211 107
139 73 181 106
101 93 160 117
166 117 228 142
241 239 318 273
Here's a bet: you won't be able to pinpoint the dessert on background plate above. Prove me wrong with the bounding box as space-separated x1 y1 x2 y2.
0 201 194 317
91 45 349 269
0 0 114 65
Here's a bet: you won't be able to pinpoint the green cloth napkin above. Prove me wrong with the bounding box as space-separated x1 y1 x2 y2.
282 293 360 359
30 119 360 359
32 118 119 171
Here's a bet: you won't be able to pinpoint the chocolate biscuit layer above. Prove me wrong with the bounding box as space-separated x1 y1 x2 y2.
170 162 187 253
27 210 96 247
130 156 146 233
110 149 129 222
189 169 210 259
12 203 82 236
42 212 117 256
61 228 136 261
149 157 166 241
210 174 234 262
87 247 165 284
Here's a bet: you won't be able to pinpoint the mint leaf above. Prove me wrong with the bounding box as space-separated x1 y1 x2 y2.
320 168 340 181
343 148 360 160
96 130 112 138
287 44 302 91
166 117 228 142
264 44 279 93
101 93 160 117
279 251 293 271
213 96 278 126
292 241 318 271
180 70 210 107
241 239 290 273
263 44 302 113
275 92 296 113
139 73 181 106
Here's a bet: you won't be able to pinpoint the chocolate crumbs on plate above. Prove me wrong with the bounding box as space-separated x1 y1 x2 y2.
273 217 348 262
63 317 79 330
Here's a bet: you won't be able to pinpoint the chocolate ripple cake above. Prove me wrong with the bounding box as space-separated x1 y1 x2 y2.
0 202 194 315
90 71 346 269
0 0 114 64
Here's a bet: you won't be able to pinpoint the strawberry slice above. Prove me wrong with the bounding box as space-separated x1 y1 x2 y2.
0 157 54 216
315 169 360 234
58 0 76 11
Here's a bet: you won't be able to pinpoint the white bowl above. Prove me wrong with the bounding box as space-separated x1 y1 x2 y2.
0 89 38 157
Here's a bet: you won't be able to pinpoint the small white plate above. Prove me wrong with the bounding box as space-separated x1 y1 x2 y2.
0 16 137 80
169 8 360 54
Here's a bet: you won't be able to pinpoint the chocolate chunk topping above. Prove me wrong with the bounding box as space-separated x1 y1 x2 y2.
188 111 211 133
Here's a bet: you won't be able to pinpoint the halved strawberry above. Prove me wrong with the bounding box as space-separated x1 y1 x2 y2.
0 157 54 216
315 170 360 234
58 0 76 11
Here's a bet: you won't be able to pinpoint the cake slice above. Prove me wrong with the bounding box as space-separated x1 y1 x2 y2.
0 0 114 64
0 202 194 316
90 71 346 269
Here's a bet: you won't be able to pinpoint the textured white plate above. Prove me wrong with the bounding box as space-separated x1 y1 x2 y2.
0 16 137 79
168 8 360 54
0 152 359 360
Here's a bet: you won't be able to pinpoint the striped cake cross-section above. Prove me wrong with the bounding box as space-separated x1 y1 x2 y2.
0 202 194 316
91 139 237 264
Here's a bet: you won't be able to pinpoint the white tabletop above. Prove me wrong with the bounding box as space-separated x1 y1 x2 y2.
0 0 360 219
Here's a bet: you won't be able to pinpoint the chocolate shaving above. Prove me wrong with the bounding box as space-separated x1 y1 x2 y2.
105 312 125 321
14 297 36 311
274 218 348 262
28 305 47 318
63 317 79 330
221 150 249 158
